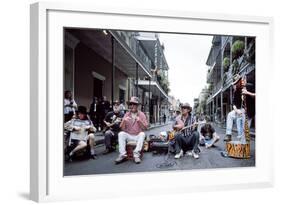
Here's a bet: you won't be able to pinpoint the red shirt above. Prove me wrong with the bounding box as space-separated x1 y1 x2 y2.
122 111 148 135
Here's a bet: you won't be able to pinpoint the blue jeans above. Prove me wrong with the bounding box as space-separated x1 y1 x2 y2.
226 109 246 143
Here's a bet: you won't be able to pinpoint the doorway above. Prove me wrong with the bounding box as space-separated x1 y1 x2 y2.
119 88 125 103
93 77 103 99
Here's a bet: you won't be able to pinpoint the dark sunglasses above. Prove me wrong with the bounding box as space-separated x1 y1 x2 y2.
181 106 189 109
129 103 138 106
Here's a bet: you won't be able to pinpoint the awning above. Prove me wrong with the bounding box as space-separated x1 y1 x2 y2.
66 29 152 79
137 80 169 100
206 88 222 104
110 31 152 78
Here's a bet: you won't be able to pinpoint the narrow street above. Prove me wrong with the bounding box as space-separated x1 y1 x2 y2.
64 122 255 176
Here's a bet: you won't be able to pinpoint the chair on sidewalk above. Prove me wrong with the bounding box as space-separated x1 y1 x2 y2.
125 141 144 160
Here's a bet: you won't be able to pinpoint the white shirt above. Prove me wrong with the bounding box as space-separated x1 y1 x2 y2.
64 99 77 114
65 119 95 141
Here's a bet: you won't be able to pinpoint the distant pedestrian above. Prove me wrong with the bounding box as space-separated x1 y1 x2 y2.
163 113 167 124
99 96 110 131
64 90 77 122
89 97 98 128
119 99 126 115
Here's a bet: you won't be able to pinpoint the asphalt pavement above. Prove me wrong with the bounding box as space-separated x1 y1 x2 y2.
64 122 255 176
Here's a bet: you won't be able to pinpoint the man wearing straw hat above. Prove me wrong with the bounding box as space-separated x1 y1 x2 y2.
115 96 148 164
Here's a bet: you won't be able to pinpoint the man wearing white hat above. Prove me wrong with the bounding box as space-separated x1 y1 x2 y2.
115 96 148 164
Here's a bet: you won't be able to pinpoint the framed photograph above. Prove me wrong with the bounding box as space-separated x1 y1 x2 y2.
30 2 274 202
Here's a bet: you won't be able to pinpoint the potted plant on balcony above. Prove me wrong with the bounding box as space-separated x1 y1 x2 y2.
231 40 245 59
207 83 213 96
223 57 230 73
160 78 170 94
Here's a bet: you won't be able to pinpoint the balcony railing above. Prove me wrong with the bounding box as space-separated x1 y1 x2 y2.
116 31 154 75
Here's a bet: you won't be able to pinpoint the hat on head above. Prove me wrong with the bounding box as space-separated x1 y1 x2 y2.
112 100 120 105
77 106 87 115
232 74 242 85
127 96 140 105
181 102 192 112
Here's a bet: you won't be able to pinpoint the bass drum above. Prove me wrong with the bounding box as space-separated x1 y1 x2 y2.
226 141 250 159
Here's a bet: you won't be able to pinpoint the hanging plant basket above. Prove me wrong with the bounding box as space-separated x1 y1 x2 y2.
231 40 245 59
223 57 230 72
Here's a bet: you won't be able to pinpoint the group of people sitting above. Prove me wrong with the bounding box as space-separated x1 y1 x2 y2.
63 73 255 164
64 96 148 164
169 103 221 159
64 93 221 164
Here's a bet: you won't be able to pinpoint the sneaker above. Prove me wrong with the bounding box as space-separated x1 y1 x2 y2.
115 154 127 164
192 150 199 159
174 150 183 159
134 157 141 164
205 143 212 148
90 154 97 160
224 135 232 142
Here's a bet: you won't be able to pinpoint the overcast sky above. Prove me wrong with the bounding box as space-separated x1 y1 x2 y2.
159 33 213 107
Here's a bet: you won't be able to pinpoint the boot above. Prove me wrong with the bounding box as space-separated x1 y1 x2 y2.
224 134 232 142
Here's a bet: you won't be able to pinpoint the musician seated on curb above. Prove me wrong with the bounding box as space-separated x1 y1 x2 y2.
199 116 220 148
115 96 148 164
174 103 200 159
64 106 97 162
102 100 124 155
224 74 255 143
